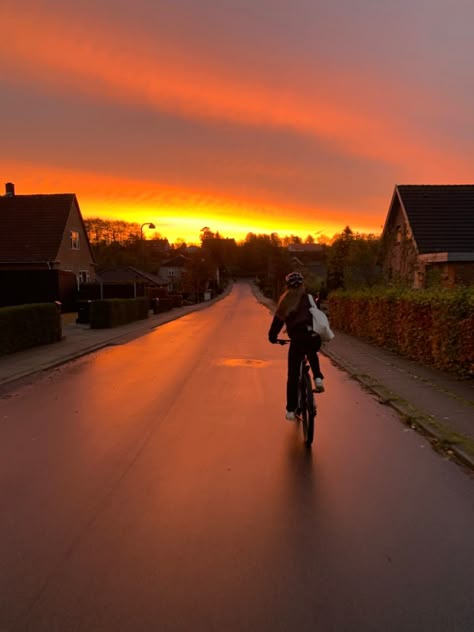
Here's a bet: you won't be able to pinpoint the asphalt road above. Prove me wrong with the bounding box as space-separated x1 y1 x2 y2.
1 282 473 631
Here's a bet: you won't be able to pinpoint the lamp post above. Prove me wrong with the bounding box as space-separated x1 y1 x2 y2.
140 222 155 269
140 222 155 241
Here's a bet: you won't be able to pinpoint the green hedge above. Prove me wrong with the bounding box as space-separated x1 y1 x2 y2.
328 287 474 377
89 297 149 329
0 303 62 355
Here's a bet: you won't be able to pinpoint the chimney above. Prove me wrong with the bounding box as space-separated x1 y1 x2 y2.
5 182 15 196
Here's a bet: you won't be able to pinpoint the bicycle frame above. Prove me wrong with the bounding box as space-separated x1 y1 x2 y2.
277 339 317 446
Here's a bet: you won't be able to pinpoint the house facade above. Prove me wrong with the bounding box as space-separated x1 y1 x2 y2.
287 243 328 282
381 184 474 288
0 182 96 284
158 254 188 291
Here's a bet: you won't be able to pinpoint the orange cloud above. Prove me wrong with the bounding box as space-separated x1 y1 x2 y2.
1 3 472 181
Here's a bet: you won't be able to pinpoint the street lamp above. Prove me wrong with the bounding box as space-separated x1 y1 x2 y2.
140 222 155 269
140 222 155 241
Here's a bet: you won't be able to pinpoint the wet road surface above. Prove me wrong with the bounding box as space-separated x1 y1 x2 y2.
1 282 473 631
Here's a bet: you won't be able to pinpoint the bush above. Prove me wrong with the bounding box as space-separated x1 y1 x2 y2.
329 287 474 377
0 303 62 355
155 298 174 312
168 294 183 308
90 298 149 329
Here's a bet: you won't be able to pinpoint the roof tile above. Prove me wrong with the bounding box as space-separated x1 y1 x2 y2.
0 194 75 262
397 185 474 254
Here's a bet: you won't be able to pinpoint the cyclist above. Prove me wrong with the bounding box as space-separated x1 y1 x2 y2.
268 271 325 421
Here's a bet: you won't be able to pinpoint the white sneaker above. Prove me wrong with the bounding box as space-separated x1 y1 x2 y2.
314 378 325 393
285 410 296 421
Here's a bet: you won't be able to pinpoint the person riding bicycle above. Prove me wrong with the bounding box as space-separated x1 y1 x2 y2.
268 271 325 421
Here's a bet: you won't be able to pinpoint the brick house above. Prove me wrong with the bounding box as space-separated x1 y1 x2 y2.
381 184 474 288
0 182 96 284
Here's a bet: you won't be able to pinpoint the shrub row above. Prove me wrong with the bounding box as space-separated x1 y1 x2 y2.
328 287 474 377
153 298 174 313
168 293 184 308
90 297 149 329
0 303 62 355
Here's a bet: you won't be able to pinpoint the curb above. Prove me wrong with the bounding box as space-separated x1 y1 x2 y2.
323 347 474 471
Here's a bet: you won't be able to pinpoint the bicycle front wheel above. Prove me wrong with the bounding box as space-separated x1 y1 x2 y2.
301 372 315 446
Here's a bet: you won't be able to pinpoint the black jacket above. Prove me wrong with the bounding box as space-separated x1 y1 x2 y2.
268 293 313 342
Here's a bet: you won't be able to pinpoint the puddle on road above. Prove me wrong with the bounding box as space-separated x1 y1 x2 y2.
217 358 268 368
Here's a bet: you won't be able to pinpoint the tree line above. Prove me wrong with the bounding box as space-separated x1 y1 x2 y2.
84 218 383 294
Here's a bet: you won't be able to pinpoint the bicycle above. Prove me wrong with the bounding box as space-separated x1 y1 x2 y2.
277 338 317 447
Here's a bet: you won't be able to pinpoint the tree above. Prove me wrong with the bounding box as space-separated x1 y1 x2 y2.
200 226 215 243
345 233 382 288
281 234 303 246
198 228 238 283
327 226 353 290
84 217 165 272
84 217 142 245
180 250 215 300
327 227 382 290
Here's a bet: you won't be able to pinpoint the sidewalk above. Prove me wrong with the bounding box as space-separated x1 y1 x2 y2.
0 288 232 389
252 285 474 470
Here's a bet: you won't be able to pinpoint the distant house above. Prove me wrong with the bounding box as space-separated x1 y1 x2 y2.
143 238 171 257
0 182 96 284
97 266 163 286
381 184 474 288
287 243 325 256
287 243 327 281
158 254 189 291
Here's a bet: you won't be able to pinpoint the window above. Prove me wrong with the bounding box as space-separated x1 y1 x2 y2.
70 230 80 249
395 225 402 244
168 269 175 277
79 270 90 283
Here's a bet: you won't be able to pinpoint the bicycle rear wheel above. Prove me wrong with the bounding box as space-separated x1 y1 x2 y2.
301 371 315 446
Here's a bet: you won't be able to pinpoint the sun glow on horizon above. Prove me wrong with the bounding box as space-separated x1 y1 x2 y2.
82 199 382 244
2 160 384 244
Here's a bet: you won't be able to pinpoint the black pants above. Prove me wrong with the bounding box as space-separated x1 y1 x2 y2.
287 332 323 412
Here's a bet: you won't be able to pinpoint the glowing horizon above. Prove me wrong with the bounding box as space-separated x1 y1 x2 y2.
1 160 385 244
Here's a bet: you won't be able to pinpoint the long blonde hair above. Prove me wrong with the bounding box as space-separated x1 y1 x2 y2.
275 285 305 320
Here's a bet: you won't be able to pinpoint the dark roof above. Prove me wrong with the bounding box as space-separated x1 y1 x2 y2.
97 266 162 285
287 243 324 253
161 255 189 267
0 193 75 262
397 185 474 254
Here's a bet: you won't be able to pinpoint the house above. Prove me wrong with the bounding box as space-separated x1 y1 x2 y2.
158 250 220 297
381 184 474 288
287 243 327 281
97 266 163 286
143 237 171 258
0 182 96 284
75 266 167 303
158 254 189 291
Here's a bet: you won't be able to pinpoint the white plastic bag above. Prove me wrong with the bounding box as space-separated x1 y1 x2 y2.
308 294 334 342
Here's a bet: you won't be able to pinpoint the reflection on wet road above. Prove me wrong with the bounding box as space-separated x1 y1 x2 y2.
1 282 473 631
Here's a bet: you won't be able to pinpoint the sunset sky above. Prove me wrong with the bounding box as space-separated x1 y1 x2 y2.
1 0 473 243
